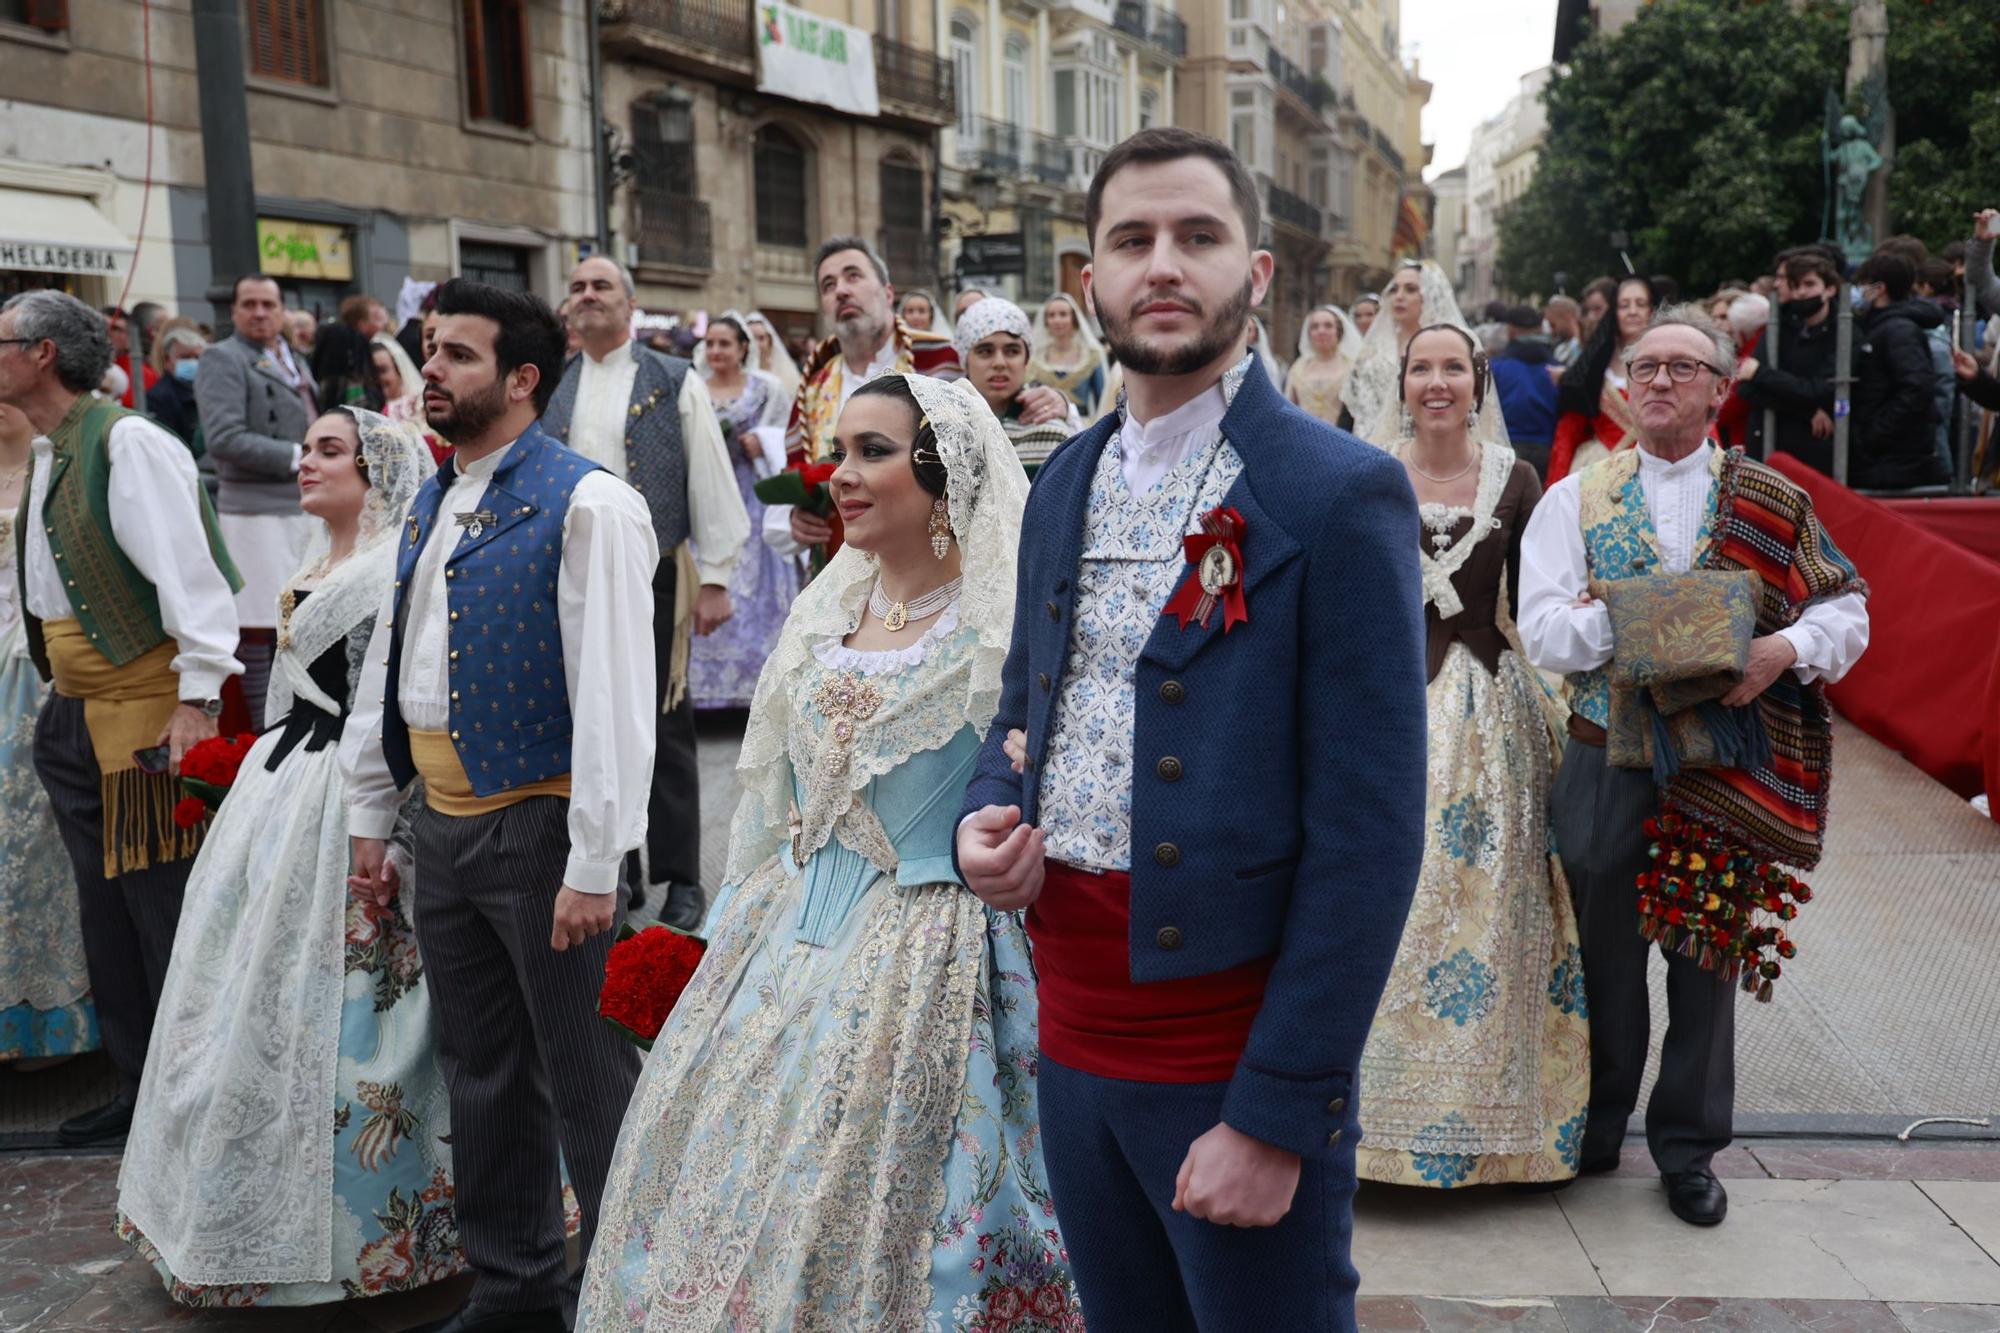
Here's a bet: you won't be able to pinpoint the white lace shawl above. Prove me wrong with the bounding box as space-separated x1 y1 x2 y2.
1392 436 1515 619
1343 261 1512 455
722 375 1026 887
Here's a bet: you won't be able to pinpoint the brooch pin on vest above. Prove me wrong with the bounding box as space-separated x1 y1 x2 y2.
455 509 498 541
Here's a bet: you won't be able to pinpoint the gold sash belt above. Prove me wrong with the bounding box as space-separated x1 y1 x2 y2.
407 728 571 817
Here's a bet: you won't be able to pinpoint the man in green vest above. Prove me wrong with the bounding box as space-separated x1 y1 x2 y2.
0 289 243 1147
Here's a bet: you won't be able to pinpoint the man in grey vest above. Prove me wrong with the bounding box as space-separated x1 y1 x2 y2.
540 257 749 929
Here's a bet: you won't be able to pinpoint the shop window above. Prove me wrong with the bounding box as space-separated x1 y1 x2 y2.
460 240 532 291
464 0 532 128
245 0 325 86
1 0 68 32
754 125 810 251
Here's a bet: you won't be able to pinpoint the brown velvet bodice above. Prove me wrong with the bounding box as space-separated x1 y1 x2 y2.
1422 459 1542 683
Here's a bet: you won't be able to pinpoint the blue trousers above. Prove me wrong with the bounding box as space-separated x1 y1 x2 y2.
1039 1054 1361 1333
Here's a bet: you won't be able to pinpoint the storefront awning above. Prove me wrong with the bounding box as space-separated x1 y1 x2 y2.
0 187 135 278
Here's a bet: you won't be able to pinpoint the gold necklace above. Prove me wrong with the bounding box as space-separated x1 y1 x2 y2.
867 576 961 632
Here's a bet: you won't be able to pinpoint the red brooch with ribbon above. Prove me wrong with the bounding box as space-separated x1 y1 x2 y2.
1163 505 1249 633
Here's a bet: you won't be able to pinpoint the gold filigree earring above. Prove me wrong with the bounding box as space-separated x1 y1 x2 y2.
928 497 951 560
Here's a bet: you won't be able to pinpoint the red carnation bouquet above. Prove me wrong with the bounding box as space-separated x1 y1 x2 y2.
172 732 259 828
753 458 842 576
597 923 707 1050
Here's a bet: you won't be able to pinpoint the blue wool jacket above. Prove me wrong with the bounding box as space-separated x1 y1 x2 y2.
958 359 1429 1162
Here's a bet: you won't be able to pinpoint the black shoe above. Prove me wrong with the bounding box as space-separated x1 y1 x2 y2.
1662 1169 1728 1226
410 1304 565 1333
56 1098 133 1147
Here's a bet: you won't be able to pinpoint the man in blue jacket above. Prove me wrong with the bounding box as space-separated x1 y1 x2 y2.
956 127 1427 1332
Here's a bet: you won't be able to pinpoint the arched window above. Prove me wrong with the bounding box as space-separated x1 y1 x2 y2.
754 124 809 250
1004 35 1029 128
1139 88 1158 130
951 16 979 139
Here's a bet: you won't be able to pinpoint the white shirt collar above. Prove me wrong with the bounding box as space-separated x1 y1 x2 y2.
1637 441 1713 478
455 439 517 483
586 338 635 371
1120 381 1228 460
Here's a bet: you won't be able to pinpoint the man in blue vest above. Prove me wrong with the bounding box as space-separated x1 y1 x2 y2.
344 279 660 1333
956 127 1428 1331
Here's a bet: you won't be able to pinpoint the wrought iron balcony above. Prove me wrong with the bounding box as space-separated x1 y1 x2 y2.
602 0 753 67
1267 180 1324 238
875 35 956 121
1373 125 1405 174
961 118 1071 186
1268 47 1329 112
1113 0 1147 42
1151 11 1187 57
633 190 713 271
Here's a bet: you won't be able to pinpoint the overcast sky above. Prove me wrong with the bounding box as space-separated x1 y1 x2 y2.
1403 0 1558 177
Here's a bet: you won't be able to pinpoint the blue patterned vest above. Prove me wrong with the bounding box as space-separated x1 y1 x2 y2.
1567 448 1723 726
382 425 603 796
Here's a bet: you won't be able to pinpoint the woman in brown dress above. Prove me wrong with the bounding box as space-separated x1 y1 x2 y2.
1356 324 1590 1188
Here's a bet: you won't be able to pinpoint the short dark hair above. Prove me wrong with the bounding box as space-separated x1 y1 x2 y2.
814 236 890 286
1780 252 1840 289
232 273 280 304
432 278 567 414
1875 233 1929 265
1084 127 1261 252
848 376 946 497
1399 323 1489 412
1942 241 1968 266
1853 251 1915 302
1918 259 1956 297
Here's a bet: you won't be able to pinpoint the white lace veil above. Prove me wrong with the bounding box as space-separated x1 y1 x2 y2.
897 289 953 343
722 373 1027 887
1344 260 1509 451
1288 304 1360 389
369 332 424 408
266 408 435 722
1031 292 1103 366
744 310 802 400
1246 316 1283 390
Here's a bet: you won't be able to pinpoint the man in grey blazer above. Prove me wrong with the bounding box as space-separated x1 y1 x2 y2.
541 257 749 929
195 273 319 729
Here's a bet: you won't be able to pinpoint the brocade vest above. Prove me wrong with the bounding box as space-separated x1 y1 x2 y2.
381 426 602 796
542 347 689 553
1566 448 1722 726
16 396 242 678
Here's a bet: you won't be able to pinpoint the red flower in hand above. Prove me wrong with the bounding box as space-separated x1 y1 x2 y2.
172 796 209 829
598 926 707 1045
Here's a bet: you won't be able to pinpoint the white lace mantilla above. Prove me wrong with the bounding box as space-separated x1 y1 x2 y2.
1398 440 1514 619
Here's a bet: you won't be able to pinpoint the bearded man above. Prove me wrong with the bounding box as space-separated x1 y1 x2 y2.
956 127 1428 1331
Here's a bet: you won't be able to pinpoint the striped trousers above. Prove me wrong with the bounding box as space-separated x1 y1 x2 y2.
412 796 642 1313
32 694 191 1104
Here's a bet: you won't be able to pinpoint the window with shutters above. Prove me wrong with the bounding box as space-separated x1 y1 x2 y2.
463 0 532 128
632 97 710 270
754 125 810 251
1 0 68 32
245 0 325 86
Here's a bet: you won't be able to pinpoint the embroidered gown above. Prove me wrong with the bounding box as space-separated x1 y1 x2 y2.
690 374 797 709
0 510 98 1061
117 595 464 1306
1356 447 1591 1187
580 608 1081 1332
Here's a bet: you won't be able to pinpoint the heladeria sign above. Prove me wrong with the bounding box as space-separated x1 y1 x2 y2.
0 240 126 276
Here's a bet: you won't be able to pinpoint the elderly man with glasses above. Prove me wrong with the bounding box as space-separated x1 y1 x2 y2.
1516 306 1870 1228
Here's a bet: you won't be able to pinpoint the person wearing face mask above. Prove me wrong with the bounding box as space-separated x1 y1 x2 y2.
957 295 1079 473
1737 252 1842 475
116 409 464 1309
1547 275 1659 483
1848 251 1951 490
1356 324 1585 1190
1519 307 1869 1228
578 373 1079 1329
145 324 209 451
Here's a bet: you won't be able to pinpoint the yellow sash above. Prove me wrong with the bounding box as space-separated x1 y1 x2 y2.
407 728 571 817
42 618 199 876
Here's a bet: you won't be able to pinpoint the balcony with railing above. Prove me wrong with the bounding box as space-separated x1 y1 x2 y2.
1151 11 1187 57
633 190 714 271
600 0 755 75
1373 125 1405 174
875 35 956 123
1112 0 1147 42
957 118 1071 187
1267 180 1324 239
1268 47 1330 114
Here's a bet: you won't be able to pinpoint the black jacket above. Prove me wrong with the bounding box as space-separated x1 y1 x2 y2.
1738 303 1838 475
1851 297 1948 489
145 373 201 454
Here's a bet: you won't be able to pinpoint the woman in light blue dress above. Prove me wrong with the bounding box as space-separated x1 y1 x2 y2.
116 410 465 1307
580 374 1080 1331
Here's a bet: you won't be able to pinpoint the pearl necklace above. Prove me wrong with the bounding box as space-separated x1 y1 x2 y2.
868 576 962 632
1407 448 1478 484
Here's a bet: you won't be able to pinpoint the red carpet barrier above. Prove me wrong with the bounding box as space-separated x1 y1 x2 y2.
1874 497 2000 568
1767 453 2000 807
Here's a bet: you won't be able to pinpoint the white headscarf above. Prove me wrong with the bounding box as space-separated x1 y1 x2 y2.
723 373 1026 887
699 310 790 431
369 332 424 410
1030 292 1103 369
1247 316 1283 390
898 289 953 343
952 294 1032 362
743 310 802 402
1287 304 1360 389
1344 260 1508 451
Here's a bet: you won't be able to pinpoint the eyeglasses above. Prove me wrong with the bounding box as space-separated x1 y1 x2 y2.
0 338 35 350
1626 357 1722 385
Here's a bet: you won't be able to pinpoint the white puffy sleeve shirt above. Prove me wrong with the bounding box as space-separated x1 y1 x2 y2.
341 443 661 894
1517 443 1869 684
23 415 243 699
